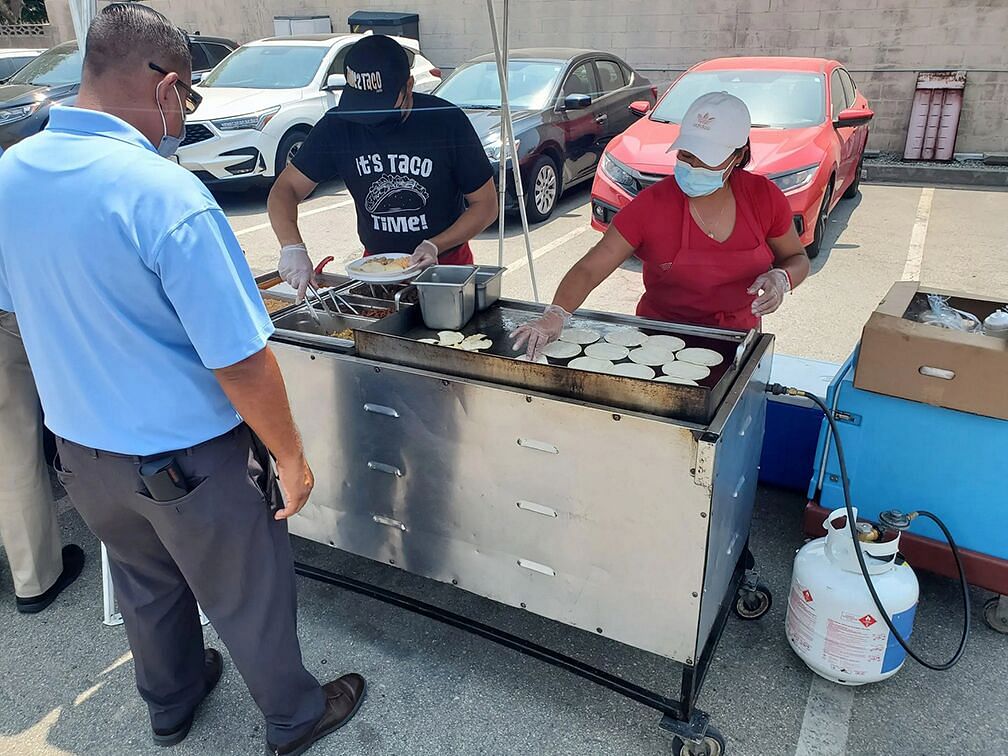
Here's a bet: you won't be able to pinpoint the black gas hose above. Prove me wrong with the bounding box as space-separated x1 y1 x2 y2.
767 382 970 671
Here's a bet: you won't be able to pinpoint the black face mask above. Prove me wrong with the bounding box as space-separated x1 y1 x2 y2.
366 108 404 135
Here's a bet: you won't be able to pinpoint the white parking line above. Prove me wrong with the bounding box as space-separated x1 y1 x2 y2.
901 187 934 281
794 675 856 756
234 197 355 238
503 226 591 277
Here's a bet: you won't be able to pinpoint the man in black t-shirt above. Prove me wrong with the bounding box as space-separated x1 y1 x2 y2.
268 35 497 300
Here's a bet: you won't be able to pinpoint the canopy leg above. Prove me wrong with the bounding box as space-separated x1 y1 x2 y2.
486 0 539 302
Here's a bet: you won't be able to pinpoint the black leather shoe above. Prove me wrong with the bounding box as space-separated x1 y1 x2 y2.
267 674 367 756
152 648 224 747
16 544 85 615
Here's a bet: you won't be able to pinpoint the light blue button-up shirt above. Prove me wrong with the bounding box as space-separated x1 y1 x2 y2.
0 106 273 454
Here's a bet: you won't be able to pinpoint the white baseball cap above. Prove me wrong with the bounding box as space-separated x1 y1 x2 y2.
668 91 752 167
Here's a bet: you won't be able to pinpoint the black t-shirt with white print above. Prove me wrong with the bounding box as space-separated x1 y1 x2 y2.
292 93 494 255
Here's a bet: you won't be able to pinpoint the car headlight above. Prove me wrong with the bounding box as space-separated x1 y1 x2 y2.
600 153 639 196
0 102 41 127
484 136 519 162
769 164 819 195
211 106 281 132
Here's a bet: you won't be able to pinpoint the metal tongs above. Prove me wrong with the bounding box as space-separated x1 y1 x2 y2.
313 256 359 316
303 283 335 323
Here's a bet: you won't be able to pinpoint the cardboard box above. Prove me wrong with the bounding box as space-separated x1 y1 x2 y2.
855 282 1008 420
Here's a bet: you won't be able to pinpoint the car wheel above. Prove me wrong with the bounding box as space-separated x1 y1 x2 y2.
275 129 309 178
843 154 864 199
805 179 833 260
525 155 560 223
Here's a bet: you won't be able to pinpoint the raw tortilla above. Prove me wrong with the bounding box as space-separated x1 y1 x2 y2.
515 354 549 364
645 334 687 352
628 345 677 366
585 342 630 361
607 362 656 380
604 328 649 347
457 338 493 351
437 331 464 346
541 341 583 360
460 333 491 348
560 328 601 345
677 347 724 367
655 376 699 385
418 338 439 344
661 361 711 380
568 356 614 373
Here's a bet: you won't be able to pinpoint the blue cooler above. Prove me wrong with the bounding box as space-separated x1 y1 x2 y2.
759 355 837 491
809 346 1008 562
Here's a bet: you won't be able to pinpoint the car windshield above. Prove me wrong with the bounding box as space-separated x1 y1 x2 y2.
437 60 564 110
8 44 82 87
200 45 327 89
651 70 826 129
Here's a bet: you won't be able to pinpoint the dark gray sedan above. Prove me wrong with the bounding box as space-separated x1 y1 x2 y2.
436 48 656 222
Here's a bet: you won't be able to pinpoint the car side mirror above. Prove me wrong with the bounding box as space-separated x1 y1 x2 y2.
325 73 347 91
563 93 592 111
629 100 650 117
834 107 874 129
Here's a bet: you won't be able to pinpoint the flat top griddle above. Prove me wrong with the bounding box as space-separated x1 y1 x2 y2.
355 300 758 424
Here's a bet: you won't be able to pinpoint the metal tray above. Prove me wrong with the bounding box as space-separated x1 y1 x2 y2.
271 305 377 350
354 300 760 423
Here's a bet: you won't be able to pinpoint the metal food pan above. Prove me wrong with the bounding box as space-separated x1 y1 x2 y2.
475 266 506 311
355 300 759 423
271 305 377 350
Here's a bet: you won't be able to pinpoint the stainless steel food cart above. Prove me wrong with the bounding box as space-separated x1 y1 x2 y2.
264 279 775 754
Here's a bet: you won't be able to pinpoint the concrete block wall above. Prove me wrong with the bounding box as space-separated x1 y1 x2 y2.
37 0 1008 154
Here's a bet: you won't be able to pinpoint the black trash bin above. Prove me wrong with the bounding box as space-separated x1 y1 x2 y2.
348 10 420 41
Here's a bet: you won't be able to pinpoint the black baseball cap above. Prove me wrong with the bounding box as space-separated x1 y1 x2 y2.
337 35 411 125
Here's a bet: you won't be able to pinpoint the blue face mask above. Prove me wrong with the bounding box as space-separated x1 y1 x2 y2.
156 81 185 159
674 160 733 198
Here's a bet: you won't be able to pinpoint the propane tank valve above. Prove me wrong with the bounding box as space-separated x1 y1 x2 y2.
879 509 916 531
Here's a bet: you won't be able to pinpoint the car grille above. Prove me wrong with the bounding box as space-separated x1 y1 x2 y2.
181 123 214 147
635 171 668 192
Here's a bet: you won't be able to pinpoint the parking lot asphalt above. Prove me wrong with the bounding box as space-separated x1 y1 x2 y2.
1 180 1006 756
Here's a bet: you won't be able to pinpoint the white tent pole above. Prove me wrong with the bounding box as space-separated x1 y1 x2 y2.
495 0 508 268
68 0 98 52
486 0 539 302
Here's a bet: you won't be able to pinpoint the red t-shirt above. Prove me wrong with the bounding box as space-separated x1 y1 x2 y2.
613 169 793 261
611 169 793 329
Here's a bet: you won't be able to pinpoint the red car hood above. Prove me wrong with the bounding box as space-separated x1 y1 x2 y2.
609 119 827 177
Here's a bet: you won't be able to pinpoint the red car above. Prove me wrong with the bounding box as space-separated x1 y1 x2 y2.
591 57 873 258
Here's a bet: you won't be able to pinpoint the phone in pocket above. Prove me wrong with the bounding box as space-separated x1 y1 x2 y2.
139 457 190 502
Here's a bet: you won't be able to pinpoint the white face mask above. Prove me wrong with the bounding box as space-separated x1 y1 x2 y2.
156 80 185 159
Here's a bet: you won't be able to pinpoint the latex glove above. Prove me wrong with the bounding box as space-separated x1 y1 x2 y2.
749 268 791 318
510 304 570 360
279 243 315 304
410 239 439 269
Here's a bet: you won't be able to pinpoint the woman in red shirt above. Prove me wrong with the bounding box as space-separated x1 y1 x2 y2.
513 92 810 358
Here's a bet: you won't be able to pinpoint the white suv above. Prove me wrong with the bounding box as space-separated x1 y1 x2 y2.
178 33 440 188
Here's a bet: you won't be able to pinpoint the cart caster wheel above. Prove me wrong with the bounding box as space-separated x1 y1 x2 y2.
733 583 772 621
673 725 726 756
983 597 1008 635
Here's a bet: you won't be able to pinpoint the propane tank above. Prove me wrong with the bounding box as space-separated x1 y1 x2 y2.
785 507 919 685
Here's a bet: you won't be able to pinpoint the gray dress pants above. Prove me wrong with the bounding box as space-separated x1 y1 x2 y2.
55 424 325 744
0 311 63 598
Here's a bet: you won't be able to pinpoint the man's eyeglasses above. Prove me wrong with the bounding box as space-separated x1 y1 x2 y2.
148 62 203 115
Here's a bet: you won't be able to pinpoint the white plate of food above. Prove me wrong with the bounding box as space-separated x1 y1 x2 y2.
345 253 420 283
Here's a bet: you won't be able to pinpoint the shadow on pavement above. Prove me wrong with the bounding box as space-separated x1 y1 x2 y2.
477 183 593 242
809 193 863 276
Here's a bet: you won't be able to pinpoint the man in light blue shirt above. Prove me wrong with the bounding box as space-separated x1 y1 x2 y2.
0 5 365 753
